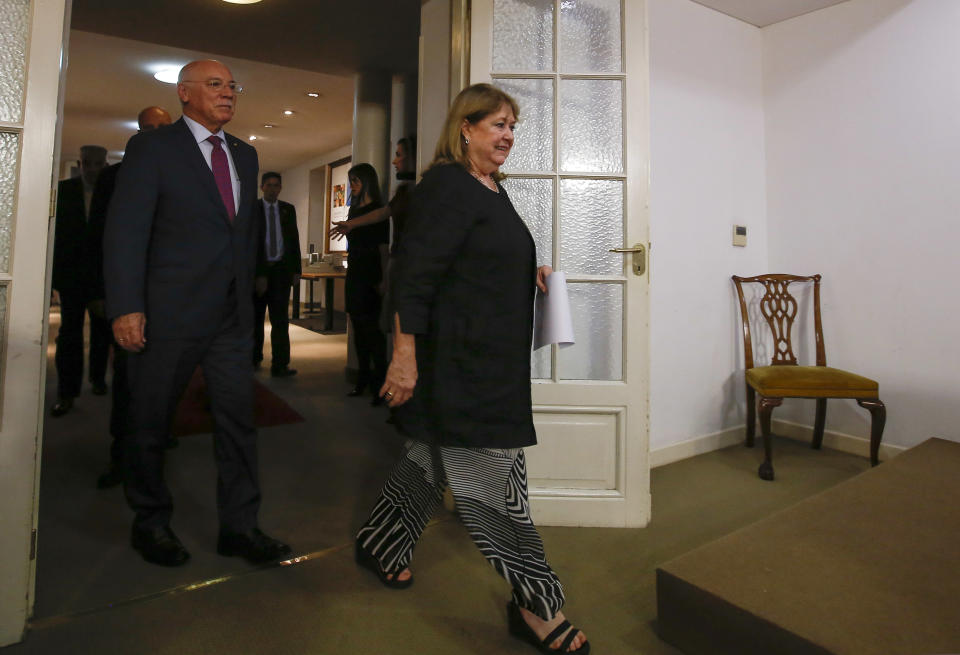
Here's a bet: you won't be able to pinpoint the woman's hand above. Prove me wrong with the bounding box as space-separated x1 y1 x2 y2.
330 220 352 241
379 315 417 407
536 265 554 293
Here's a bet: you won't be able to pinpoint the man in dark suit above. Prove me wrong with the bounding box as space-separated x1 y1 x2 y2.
254 171 301 377
50 144 112 417
87 106 173 489
104 60 291 567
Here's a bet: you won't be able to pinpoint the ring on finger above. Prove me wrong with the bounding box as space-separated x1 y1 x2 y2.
384 391 394 399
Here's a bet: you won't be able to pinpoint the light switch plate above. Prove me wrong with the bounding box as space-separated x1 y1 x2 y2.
733 225 747 247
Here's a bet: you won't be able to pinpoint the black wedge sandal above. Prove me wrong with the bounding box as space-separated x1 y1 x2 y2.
354 541 414 590
507 601 591 654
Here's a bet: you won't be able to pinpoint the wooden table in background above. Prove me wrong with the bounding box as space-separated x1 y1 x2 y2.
293 271 345 332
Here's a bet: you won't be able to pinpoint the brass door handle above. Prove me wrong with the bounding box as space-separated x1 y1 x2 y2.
609 243 646 276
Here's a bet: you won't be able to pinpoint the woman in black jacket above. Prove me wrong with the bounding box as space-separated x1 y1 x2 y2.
355 84 590 654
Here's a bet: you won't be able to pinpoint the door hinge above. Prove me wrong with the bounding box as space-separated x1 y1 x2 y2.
49 187 57 218
30 529 37 560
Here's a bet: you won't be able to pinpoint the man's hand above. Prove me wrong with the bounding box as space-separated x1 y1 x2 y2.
113 312 146 352
536 264 554 293
255 276 268 297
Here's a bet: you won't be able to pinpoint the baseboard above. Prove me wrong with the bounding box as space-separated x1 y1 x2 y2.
651 427 744 468
651 420 906 469
772 419 906 461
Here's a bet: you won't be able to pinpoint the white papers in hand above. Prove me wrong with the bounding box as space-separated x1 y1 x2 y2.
533 271 575 351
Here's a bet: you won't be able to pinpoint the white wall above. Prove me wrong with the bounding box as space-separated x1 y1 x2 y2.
764 0 960 447
648 0 768 456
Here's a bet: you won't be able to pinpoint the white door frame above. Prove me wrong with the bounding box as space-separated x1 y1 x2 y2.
0 0 70 645
469 0 651 527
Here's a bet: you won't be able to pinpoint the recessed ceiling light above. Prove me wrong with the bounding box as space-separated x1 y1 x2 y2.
306 92 320 98
222 0 262 4
249 135 258 141
283 110 294 116
153 68 180 84
263 123 275 128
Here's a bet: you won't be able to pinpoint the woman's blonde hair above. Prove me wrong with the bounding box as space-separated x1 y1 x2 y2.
428 83 520 182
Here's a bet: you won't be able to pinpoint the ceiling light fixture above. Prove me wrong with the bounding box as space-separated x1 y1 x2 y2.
263 123 275 128
153 68 180 84
222 0 263 4
249 135 258 141
306 92 320 98
283 110 294 116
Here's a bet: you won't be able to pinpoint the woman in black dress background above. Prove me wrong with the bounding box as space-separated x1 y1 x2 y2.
355 84 589 653
344 163 389 404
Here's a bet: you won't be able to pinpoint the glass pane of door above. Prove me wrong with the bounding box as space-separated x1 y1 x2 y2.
0 0 30 123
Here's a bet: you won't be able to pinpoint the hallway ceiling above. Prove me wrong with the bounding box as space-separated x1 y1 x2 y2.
691 0 850 26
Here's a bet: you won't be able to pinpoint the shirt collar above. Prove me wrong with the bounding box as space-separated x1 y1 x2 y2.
182 114 227 145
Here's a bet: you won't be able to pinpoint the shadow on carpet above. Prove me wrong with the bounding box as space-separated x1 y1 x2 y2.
172 368 305 436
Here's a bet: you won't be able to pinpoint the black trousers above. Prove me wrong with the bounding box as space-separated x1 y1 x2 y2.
349 312 387 390
54 289 111 398
253 264 293 369
124 297 260 532
108 342 131 468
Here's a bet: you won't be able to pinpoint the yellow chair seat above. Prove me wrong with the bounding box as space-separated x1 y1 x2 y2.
746 366 878 399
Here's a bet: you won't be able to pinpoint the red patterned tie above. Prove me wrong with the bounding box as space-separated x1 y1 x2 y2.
207 135 235 222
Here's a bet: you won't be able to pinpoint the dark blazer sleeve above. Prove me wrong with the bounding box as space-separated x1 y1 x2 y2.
103 132 159 320
85 163 119 300
281 201 302 275
391 165 477 335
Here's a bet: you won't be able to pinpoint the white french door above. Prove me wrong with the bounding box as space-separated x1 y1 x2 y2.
0 0 71 646
470 0 650 527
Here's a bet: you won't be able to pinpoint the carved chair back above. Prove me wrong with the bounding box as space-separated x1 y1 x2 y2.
732 274 826 370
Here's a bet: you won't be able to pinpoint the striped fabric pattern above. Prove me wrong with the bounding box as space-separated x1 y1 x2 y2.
356 443 565 620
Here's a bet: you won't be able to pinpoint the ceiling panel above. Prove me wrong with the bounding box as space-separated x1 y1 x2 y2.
689 0 850 27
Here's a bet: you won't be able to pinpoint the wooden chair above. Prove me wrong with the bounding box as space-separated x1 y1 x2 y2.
731 274 885 481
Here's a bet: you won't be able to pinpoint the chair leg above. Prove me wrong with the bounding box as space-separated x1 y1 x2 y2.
856 398 886 466
745 385 756 448
812 399 827 450
757 396 782 481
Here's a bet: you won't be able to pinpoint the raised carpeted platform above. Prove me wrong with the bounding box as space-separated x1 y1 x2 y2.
657 438 960 655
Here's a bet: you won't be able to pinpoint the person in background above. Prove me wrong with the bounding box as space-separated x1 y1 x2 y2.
50 144 112 417
253 171 301 377
87 106 173 489
104 59 291 567
355 83 590 653
343 163 389 405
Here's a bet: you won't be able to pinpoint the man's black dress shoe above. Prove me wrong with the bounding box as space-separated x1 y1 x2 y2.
131 525 190 567
91 380 108 396
347 384 366 397
271 366 297 378
50 397 73 417
96 466 123 489
217 528 292 564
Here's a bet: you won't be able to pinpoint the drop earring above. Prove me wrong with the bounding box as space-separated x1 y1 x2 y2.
464 137 470 145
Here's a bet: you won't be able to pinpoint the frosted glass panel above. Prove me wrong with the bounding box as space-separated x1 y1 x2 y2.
558 178 622 275
559 79 623 173
0 0 30 123
558 283 622 380
531 345 551 380
0 132 20 272
559 0 623 73
497 78 553 173
493 0 554 72
503 177 553 267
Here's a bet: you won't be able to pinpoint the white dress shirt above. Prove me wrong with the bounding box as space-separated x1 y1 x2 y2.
182 114 241 214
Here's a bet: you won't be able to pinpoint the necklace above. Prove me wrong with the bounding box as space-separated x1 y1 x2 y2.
469 168 498 192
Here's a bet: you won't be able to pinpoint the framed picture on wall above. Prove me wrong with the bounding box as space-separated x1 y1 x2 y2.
324 156 351 254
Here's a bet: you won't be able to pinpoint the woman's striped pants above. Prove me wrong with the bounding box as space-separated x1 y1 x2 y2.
356 442 566 620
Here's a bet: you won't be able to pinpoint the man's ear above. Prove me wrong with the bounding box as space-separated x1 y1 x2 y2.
176 84 190 105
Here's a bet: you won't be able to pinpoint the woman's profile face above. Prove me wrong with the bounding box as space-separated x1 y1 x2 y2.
392 143 411 174
349 175 362 198
462 103 516 173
